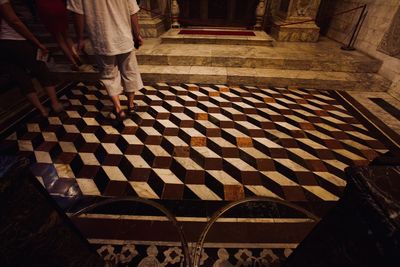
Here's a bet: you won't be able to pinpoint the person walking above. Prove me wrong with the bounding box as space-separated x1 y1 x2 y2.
67 0 144 120
35 0 83 70
0 0 63 117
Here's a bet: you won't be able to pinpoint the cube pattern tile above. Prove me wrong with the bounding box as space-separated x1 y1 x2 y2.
3 83 389 203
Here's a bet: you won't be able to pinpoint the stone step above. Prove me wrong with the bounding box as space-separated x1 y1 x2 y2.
161 28 274 46
51 42 381 73
50 64 391 92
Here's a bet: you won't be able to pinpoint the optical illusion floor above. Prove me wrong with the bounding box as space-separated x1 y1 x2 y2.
2 82 399 266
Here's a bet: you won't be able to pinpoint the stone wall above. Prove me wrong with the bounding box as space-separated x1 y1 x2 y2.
326 0 400 98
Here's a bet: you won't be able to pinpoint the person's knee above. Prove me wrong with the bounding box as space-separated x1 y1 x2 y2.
33 61 55 87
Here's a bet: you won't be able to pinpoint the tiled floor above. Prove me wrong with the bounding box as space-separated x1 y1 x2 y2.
3 83 389 204
2 82 399 266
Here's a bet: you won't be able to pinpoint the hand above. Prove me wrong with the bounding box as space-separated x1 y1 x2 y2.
134 35 144 47
38 43 49 55
77 38 86 53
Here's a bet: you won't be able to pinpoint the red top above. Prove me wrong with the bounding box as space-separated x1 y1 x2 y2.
35 0 68 34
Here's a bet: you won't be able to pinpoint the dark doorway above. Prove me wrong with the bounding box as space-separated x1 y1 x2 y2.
178 0 259 28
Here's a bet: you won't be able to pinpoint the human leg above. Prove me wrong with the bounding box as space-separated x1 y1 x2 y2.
117 51 144 113
96 55 126 120
0 60 49 116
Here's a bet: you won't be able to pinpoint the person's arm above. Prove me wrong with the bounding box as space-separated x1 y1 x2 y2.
131 13 143 46
73 13 85 51
66 0 85 51
0 3 47 52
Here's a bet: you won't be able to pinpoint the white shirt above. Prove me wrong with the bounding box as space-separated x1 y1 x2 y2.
0 0 26 40
67 0 140 56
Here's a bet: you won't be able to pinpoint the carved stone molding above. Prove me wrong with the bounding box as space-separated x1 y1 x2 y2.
378 6 400 58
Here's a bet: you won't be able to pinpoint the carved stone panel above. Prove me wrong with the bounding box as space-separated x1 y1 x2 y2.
289 0 321 19
378 6 400 58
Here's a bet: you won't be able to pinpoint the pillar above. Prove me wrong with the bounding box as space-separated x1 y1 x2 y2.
254 0 267 30
171 0 180 28
271 0 322 42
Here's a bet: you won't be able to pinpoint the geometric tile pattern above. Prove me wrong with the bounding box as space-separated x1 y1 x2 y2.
2 83 388 204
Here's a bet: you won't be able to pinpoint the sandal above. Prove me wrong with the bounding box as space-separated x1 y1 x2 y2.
111 109 127 121
127 104 138 115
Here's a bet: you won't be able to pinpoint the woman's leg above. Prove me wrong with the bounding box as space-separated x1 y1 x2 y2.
43 85 63 112
0 59 48 117
26 93 49 116
54 32 79 68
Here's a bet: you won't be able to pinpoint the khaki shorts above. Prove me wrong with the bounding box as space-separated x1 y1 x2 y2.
97 50 144 97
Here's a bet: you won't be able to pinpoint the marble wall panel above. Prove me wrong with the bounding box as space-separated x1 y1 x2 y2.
326 0 400 85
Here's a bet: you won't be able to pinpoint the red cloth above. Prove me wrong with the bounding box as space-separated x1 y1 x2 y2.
36 0 68 34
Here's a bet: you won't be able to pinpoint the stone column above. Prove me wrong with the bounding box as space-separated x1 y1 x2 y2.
171 0 180 28
271 0 321 42
254 0 267 30
138 0 167 37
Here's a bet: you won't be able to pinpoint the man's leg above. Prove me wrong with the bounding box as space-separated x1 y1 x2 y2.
96 54 126 119
117 51 144 112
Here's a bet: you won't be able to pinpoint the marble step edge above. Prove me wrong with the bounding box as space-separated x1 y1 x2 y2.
50 64 391 92
161 36 274 46
50 52 381 73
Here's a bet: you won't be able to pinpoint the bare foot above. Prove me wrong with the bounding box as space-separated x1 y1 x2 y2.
52 102 64 113
40 107 50 117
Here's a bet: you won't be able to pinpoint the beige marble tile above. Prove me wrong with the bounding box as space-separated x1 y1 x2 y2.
274 159 310 172
174 157 203 170
153 169 183 184
261 171 298 186
80 153 100 166
314 172 346 187
186 184 221 200
82 133 100 143
63 124 80 133
288 148 319 160
207 170 241 185
332 149 367 161
76 179 101 196
245 185 282 199
102 125 120 135
83 117 99 126
130 182 159 199
18 140 33 151
323 160 348 171
60 142 77 153
102 166 126 181
34 151 52 164
42 132 58 142
27 123 40 132
55 164 75 178
302 186 339 201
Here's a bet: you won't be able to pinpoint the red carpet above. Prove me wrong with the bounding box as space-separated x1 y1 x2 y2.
178 29 256 36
